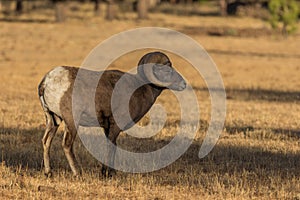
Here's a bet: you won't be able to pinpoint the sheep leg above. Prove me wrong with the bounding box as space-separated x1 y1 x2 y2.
101 127 110 176
62 124 79 176
102 125 119 177
42 112 59 177
101 140 116 177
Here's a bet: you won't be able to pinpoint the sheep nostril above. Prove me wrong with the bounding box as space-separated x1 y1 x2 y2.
183 80 187 88
179 80 187 90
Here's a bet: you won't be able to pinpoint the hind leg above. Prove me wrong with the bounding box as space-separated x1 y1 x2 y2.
42 112 59 177
62 123 79 176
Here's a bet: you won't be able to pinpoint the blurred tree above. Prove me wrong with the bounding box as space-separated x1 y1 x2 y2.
52 0 67 22
94 0 100 16
269 0 299 35
219 0 227 16
106 0 116 20
15 0 23 14
137 0 148 19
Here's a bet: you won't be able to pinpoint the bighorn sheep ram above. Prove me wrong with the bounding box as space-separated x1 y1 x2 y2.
38 52 186 177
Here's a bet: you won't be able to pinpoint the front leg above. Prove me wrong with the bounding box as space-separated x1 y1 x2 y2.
102 124 120 177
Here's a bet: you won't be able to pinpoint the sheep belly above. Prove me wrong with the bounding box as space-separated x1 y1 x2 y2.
43 66 71 117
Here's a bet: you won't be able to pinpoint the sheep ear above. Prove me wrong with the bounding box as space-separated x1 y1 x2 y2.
142 63 172 87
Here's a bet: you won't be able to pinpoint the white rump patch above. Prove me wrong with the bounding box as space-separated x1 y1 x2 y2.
43 66 71 117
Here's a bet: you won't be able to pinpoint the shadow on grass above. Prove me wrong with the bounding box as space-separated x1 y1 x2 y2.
0 125 299 183
178 141 300 180
153 8 219 17
0 127 45 171
206 48 300 59
226 88 300 102
0 17 53 23
151 3 219 17
225 125 300 138
194 87 300 103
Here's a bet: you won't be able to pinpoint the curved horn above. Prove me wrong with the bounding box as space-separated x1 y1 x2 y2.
141 63 173 87
137 52 173 87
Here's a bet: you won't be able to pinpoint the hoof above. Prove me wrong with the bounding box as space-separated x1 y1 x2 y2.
72 171 80 178
44 171 52 178
101 166 116 178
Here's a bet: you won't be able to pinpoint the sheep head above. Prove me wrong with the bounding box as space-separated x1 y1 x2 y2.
137 52 186 91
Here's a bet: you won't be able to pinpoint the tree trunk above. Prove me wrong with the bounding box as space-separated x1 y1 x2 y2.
219 0 227 16
137 0 148 19
94 0 100 16
106 0 115 20
15 0 23 14
282 23 288 37
54 2 66 22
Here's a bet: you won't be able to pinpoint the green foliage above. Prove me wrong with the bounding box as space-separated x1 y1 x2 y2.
268 0 299 35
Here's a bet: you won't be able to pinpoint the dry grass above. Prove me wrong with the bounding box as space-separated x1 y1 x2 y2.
0 3 300 199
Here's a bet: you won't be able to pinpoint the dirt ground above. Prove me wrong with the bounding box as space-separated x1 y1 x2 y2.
0 3 300 199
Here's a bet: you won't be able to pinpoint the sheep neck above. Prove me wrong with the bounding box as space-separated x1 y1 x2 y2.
135 73 164 98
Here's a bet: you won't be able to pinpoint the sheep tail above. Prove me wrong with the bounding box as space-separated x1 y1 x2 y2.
38 77 50 112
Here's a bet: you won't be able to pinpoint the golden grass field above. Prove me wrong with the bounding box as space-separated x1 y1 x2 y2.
0 2 300 199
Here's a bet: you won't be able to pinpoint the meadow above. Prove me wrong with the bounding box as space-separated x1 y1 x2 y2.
0 2 300 199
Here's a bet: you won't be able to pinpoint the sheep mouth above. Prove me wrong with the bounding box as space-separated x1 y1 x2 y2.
168 80 187 91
